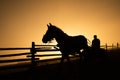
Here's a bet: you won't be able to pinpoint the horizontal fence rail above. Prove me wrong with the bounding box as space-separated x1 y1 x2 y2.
0 58 39 63
35 45 57 46
35 49 60 52
0 48 31 50
27 54 62 57
0 52 31 57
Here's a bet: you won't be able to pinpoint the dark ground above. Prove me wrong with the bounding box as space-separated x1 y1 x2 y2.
0 49 120 80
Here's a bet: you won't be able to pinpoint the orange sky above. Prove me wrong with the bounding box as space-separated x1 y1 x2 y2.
0 0 120 47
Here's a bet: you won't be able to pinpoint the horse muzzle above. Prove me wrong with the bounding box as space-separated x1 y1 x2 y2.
42 39 47 43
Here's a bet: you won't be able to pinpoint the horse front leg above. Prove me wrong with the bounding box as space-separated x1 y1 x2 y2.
60 52 70 63
66 53 70 63
60 53 65 63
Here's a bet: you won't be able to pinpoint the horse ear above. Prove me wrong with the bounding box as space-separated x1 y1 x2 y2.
47 24 50 28
49 23 52 26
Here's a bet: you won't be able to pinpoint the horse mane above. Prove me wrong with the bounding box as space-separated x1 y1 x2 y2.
51 25 68 36
51 25 86 39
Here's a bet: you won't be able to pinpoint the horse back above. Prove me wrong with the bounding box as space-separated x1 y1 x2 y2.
71 35 87 45
64 35 88 49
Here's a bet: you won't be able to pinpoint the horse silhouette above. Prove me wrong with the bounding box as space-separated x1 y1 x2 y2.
42 23 89 63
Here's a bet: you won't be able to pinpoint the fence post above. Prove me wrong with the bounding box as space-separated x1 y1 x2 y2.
30 42 36 66
117 42 119 48
112 44 114 50
105 43 107 51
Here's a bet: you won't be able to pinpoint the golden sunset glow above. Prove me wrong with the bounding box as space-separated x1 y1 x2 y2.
0 0 120 47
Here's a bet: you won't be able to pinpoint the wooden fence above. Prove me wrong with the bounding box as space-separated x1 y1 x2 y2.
101 43 119 50
0 42 119 67
0 42 60 67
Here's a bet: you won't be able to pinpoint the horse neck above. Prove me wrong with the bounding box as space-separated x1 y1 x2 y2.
54 32 69 45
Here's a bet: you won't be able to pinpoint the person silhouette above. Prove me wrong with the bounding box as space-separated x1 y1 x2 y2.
91 35 107 64
92 35 100 50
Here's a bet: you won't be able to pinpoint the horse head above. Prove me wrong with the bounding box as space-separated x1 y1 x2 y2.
42 23 55 43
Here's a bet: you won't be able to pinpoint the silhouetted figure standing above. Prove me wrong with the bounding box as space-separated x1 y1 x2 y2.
92 35 100 50
90 35 102 63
